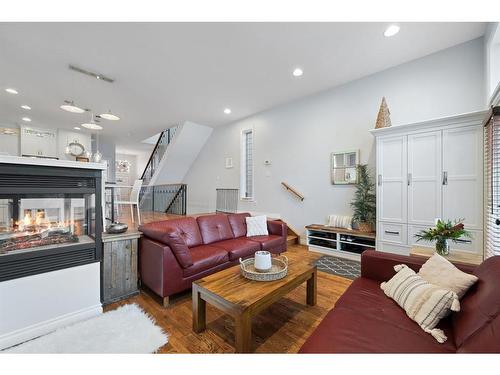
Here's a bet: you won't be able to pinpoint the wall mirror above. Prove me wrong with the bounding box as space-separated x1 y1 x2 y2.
331 150 359 185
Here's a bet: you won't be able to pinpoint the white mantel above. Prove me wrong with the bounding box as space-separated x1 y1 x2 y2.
0 155 107 170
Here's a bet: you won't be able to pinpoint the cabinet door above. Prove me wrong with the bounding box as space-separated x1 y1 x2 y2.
442 126 483 230
407 131 442 225
377 135 407 223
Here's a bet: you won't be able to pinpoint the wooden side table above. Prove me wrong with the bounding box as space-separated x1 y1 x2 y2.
101 230 142 305
410 246 483 266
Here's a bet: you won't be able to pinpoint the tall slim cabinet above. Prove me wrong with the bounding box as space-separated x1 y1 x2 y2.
371 111 485 259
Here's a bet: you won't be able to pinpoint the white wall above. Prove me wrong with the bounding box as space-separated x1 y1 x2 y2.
484 23 500 102
184 38 486 235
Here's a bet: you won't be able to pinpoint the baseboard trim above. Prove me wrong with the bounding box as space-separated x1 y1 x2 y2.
0 304 102 350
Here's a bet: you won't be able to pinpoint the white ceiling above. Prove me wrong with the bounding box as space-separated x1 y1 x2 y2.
0 22 486 154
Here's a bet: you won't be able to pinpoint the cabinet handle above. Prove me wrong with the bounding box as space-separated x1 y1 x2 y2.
385 230 400 235
442 171 448 185
407 173 412 186
378 174 382 186
455 238 472 244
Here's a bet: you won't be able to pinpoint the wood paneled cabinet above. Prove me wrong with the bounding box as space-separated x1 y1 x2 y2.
371 111 485 258
101 231 141 305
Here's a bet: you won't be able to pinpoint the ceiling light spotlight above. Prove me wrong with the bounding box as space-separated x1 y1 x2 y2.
223 108 232 114
384 24 400 37
60 100 85 114
5 88 18 94
99 110 120 121
74 126 81 130
292 68 303 77
22 117 31 122
21 105 31 110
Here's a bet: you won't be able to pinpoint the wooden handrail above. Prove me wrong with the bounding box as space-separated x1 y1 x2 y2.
281 182 304 201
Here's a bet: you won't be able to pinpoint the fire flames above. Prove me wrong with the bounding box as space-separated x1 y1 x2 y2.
15 211 81 235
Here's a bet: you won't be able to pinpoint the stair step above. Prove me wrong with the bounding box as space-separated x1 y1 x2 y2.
286 235 299 245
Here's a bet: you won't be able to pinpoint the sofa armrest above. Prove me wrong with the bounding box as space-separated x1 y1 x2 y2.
361 250 477 283
267 220 287 238
139 238 184 298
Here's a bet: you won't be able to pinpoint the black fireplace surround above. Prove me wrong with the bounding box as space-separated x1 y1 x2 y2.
0 163 103 281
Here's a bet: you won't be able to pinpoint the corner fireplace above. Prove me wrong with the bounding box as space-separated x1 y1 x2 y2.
0 163 102 281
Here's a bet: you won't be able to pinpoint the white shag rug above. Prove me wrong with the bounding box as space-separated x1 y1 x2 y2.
4 304 168 353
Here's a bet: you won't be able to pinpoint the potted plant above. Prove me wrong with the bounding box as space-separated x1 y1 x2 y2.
350 164 376 232
415 219 472 256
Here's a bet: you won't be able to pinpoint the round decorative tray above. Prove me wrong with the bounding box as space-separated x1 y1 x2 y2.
239 255 288 281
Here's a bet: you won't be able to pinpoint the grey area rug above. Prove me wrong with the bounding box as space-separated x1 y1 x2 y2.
314 255 361 280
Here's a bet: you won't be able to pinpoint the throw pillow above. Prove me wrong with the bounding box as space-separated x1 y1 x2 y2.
327 215 353 230
381 264 460 343
246 215 269 236
418 253 478 299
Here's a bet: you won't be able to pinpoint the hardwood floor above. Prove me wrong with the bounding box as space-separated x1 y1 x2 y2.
104 244 352 353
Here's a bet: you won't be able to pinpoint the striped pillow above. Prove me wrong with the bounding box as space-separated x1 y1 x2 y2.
381 264 460 343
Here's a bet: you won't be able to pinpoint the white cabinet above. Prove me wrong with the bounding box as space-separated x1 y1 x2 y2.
371 111 485 258
376 135 407 223
20 126 57 158
407 131 442 226
442 126 483 230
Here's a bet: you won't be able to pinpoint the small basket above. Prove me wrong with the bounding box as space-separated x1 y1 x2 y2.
239 255 288 281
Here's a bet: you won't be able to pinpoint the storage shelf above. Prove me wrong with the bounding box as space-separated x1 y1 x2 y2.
339 240 376 248
306 224 376 258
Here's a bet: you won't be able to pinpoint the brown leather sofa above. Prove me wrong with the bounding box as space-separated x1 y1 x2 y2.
300 250 500 353
138 213 287 305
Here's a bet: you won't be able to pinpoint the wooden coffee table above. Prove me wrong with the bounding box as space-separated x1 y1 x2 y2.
192 260 317 353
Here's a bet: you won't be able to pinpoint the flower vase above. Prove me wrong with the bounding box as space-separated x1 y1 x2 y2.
435 238 450 256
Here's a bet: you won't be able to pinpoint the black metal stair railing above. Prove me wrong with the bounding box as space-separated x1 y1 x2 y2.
141 126 178 186
139 183 187 215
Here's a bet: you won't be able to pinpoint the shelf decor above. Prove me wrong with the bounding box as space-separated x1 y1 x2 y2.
415 219 472 256
350 164 376 232
375 96 392 129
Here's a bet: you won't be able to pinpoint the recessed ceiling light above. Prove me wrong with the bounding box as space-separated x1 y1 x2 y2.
223 108 231 114
5 88 18 94
21 105 31 110
22 117 31 122
74 126 81 130
60 100 85 114
384 25 400 37
99 110 120 121
81 122 103 130
292 68 303 77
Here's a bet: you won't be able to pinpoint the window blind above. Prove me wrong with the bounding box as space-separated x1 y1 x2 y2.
484 107 500 258
244 130 253 198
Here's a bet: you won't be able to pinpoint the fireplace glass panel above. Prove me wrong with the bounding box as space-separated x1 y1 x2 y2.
0 193 96 255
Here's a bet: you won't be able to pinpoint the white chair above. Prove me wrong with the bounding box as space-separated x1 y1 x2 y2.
115 179 143 225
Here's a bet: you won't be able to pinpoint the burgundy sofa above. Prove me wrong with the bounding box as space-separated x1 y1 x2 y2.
138 213 287 305
300 250 500 353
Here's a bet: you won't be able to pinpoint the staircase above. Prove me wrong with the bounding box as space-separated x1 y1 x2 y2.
139 121 213 213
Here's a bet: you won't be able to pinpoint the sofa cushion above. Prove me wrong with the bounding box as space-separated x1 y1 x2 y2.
183 245 229 277
336 277 455 338
139 217 203 248
452 256 500 349
247 235 284 253
245 215 269 236
418 253 478 299
197 214 235 245
380 264 460 343
299 307 456 353
216 238 261 261
227 212 251 238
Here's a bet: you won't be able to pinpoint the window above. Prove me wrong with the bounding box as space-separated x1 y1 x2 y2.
240 129 254 200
